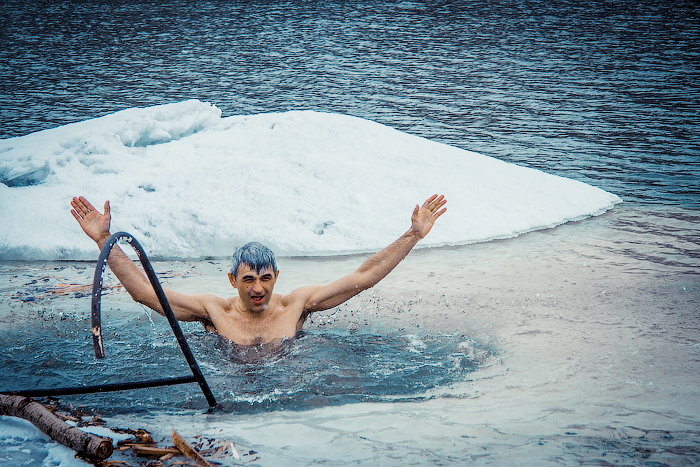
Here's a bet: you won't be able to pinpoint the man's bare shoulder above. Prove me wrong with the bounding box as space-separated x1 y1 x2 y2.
189 293 232 313
278 286 319 308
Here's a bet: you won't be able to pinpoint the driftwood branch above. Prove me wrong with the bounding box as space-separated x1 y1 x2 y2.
0 394 113 460
172 430 213 466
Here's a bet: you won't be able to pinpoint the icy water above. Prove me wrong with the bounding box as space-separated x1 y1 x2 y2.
0 286 488 414
1 206 698 465
1 0 699 465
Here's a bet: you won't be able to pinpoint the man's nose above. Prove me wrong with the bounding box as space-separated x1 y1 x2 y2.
252 281 264 293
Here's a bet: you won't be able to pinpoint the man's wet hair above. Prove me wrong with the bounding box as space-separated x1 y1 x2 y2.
230 242 278 278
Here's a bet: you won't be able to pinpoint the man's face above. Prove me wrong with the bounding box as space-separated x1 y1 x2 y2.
229 264 279 312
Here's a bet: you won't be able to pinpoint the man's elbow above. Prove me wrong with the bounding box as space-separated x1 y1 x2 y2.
131 290 159 309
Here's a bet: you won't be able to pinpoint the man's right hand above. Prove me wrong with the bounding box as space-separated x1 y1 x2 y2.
70 196 111 244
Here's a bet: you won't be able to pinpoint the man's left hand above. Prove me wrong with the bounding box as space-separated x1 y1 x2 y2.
411 194 447 239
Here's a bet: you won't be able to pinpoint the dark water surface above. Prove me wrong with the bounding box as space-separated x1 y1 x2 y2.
0 295 486 414
1 0 698 206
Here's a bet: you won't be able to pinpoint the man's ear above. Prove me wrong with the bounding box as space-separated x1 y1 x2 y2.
275 270 280 278
228 272 237 287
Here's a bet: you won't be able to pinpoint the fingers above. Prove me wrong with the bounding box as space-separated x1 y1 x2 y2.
422 194 438 208
70 196 103 220
70 209 83 223
423 194 447 214
71 196 89 216
70 198 85 220
79 196 97 213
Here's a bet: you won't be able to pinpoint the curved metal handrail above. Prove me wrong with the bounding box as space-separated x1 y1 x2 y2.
91 232 217 408
4 232 217 409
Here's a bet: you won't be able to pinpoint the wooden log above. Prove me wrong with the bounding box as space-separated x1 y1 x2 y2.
129 445 181 457
0 394 113 460
172 430 213 466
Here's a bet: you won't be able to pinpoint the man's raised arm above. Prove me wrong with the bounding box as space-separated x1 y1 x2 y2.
298 194 447 312
70 196 210 322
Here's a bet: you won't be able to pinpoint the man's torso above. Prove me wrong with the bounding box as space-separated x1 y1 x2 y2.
203 293 307 345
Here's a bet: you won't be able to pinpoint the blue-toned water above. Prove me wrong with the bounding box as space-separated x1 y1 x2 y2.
1 0 698 206
1 1 699 465
0 278 488 413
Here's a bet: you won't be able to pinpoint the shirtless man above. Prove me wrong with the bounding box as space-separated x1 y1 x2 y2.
70 194 447 346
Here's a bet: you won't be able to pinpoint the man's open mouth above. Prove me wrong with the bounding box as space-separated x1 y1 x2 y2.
251 296 265 304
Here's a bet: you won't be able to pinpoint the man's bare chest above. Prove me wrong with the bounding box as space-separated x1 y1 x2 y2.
209 301 306 345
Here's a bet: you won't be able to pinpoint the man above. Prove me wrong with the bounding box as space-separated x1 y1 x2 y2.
70 194 447 346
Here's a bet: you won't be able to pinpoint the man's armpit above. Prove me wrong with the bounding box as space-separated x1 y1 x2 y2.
199 317 217 333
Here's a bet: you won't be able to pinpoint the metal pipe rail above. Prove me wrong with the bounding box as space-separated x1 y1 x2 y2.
4 232 218 409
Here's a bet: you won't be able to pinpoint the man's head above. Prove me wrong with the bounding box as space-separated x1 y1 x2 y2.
228 242 279 312
230 242 277 279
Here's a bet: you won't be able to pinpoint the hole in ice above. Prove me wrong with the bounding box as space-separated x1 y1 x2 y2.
202 329 488 412
0 316 491 415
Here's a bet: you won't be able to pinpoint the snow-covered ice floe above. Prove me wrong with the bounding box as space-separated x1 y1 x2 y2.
0 100 621 260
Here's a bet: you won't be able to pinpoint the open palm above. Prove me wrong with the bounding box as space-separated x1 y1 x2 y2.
70 196 111 243
411 194 447 239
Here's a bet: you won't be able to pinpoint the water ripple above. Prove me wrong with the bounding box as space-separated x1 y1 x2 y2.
1 0 698 206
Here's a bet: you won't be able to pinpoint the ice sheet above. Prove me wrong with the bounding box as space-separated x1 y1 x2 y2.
0 100 621 260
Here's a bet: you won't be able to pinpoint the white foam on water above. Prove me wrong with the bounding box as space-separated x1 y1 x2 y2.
403 333 427 353
0 100 620 260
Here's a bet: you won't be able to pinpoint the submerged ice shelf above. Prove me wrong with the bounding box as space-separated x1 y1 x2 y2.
0 100 621 260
